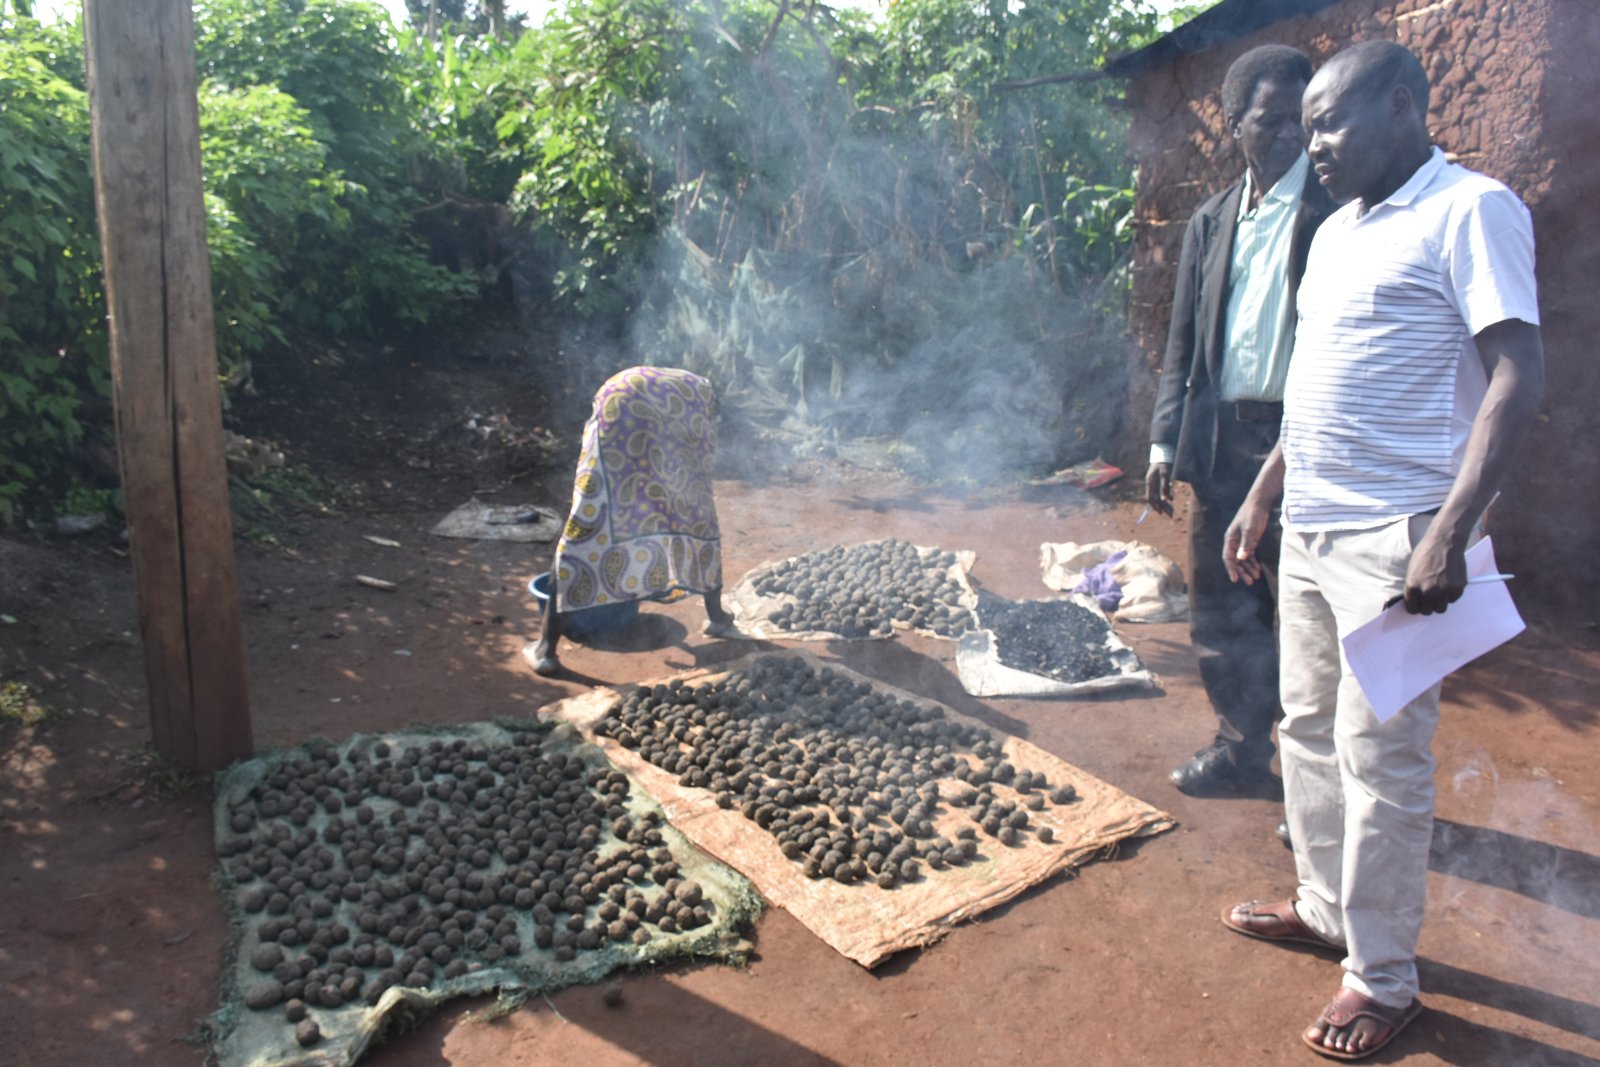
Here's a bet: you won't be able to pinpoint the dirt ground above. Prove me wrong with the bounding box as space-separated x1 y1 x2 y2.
3 336 1598 1067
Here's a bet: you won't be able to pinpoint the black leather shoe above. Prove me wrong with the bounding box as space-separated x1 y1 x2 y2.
1168 740 1280 797
1275 820 1293 847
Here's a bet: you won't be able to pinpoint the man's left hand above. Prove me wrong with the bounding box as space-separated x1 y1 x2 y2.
1402 528 1468 615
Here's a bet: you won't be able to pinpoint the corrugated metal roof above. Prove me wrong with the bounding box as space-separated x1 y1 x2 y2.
1105 0 1346 77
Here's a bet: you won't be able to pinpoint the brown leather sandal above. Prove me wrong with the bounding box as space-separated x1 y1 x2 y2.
1221 899 1344 951
1302 987 1422 1060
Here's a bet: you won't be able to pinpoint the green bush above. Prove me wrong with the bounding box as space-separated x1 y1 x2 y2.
0 0 1172 513
199 81 346 379
475 0 1160 476
0 3 484 523
194 0 478 336
0 15 102 523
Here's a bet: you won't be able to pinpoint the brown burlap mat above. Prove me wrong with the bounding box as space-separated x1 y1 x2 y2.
545 648 1174 967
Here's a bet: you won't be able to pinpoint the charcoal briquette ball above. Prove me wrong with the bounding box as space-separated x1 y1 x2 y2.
1051 785 1077 804
295 1019 322 1048
243 980 285 1011
1037 827 1055 844
250 942 285 973
999 826 1019 846
283 998 307 1023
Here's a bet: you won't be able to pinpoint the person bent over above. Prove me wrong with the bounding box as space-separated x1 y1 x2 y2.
528 366 734 676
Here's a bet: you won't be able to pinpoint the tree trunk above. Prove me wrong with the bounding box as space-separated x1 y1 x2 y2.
83 0 254 773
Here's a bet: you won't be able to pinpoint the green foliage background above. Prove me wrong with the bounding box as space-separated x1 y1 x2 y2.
0 0 1173 520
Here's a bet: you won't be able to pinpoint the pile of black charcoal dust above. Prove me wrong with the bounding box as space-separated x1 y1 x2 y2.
218 732 715 1048
977 592 1119 684
595 655 1077 888
753 539 974 638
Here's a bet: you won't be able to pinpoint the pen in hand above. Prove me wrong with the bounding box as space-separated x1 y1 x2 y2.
1382 573 1515 611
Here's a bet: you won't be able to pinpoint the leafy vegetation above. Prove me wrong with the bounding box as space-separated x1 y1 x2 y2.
0 13 100 525
477 0 1165 473
0 679 57 728
0 0 1173 518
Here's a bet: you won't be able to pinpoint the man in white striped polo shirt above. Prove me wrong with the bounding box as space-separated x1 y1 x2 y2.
1148 45 1335 802
1218 41 1544 1061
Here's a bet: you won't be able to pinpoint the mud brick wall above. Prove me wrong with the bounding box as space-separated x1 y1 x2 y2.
1117 0 1600 604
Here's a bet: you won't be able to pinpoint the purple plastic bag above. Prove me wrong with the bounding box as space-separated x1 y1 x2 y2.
1072 548 1126 613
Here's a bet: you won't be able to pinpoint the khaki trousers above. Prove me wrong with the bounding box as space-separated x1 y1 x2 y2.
1278 513 1440 1009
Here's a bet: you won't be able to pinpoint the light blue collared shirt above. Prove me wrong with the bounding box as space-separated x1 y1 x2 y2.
1150 155 1311 466
1218 152 1309 402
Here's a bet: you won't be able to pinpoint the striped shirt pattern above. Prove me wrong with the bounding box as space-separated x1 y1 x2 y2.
1283 149 1539 530
1219 153 1309 402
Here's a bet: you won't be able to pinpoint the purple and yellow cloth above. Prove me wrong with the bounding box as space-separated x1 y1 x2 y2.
553 366 723 612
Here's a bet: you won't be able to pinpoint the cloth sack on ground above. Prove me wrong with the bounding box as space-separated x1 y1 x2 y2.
1040 540 1188 623
430 502 562 542
954 593 1154 698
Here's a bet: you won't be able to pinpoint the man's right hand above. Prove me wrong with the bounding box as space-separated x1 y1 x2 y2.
1223 499 1271 584
1145 462 1174 517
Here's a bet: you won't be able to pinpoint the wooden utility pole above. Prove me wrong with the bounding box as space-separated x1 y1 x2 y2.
84 0 253 772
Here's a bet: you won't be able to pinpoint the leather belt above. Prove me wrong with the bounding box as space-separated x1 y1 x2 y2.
1229 400 1283 423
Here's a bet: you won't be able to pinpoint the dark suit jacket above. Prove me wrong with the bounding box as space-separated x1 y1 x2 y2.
1148 171 1336 486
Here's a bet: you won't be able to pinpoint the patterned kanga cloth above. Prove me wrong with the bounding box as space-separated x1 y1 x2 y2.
554 366 722 611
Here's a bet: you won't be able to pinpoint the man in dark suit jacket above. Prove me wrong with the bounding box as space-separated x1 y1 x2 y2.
1148 45 1335 799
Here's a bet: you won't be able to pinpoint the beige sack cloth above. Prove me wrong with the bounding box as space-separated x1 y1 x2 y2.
1039 540 1189 624
954 592 1154 698
430 502 562 542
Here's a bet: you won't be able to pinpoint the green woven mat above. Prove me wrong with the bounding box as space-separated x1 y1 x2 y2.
205 720 762 1067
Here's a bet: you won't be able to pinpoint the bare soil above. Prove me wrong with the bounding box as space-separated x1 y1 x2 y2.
3 331 1598 1067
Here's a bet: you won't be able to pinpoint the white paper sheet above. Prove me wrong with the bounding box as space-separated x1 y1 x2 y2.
1340 537 1525 722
